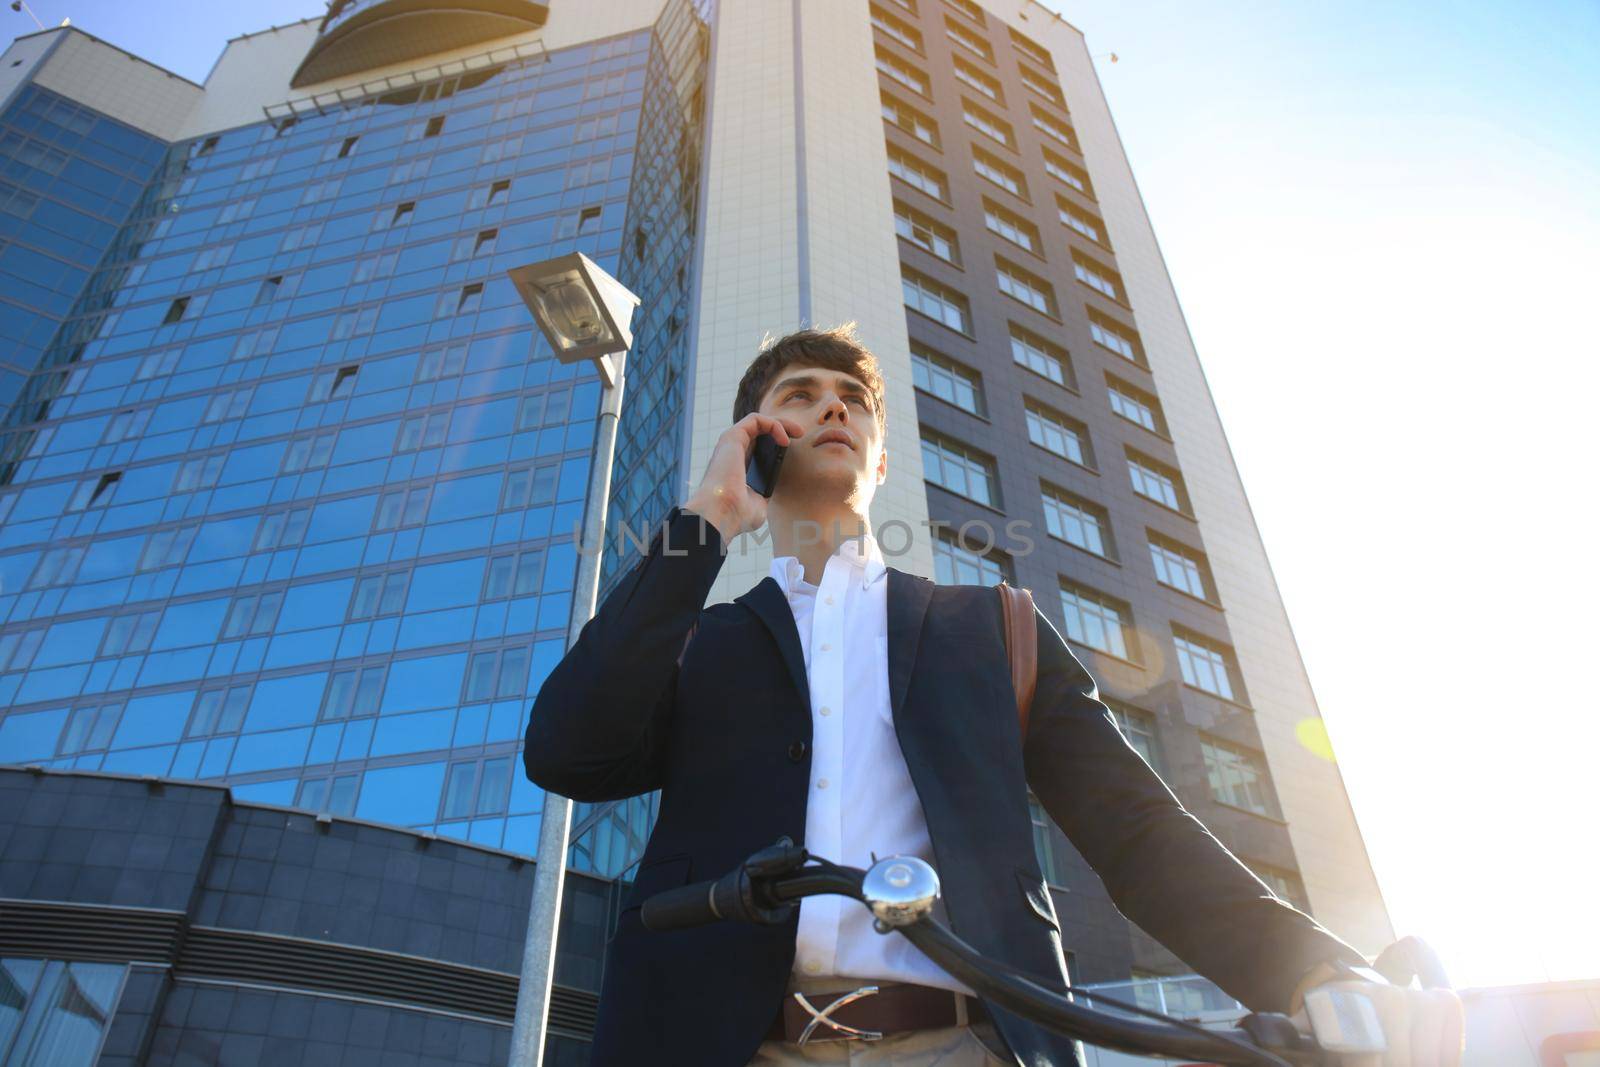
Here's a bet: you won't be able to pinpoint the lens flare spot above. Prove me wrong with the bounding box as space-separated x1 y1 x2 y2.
1296 718 1337 762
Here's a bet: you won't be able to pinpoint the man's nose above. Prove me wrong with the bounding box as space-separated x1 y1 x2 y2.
820 393 848 421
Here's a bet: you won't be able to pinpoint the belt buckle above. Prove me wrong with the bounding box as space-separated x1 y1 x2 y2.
793 985 883 1044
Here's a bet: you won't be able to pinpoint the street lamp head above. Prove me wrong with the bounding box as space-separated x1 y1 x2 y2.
507 251 641 388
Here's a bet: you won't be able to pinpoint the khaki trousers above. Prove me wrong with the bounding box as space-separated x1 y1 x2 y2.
746 974 1013 1065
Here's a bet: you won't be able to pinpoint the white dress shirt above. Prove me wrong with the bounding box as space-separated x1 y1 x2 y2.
770 531 976 997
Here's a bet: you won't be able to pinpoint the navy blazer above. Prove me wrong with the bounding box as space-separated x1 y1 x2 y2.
524 506 1366 1066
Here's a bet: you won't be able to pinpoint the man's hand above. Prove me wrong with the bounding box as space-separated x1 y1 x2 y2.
683 412 805 543
1291 977 1465 1066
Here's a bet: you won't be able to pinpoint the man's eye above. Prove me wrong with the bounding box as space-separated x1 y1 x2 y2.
847 396 866 407
787 391 809 401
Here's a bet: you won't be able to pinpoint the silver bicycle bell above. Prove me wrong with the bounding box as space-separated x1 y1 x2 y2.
861 855 940 933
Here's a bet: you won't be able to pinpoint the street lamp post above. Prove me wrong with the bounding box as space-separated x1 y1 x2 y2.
505 252 642 1067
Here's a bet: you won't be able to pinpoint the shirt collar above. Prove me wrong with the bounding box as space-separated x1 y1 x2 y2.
770 529 887 593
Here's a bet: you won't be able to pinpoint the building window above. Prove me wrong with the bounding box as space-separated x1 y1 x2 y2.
921 431 998 506
297 774 360 816
140 523 198 570
972 146 1026 198
349 571 409 620
1088 307 1143 364
443 756 514 819
468 178 511 210
1020 65 1066 107
1041 483 1113 558
944 0 985 23
100 611 159 656
1106 375 1163 433
60 702 123 756
321 668 385 721
887 144 948 201
1201 737 1271 815
0 959 125 1061
875 46 930 96
1127 449 1187 512
882 0 917 15
189 686 251 736
1043 147 1094 198
374 487 430 531
1024 398 1090 466
173 455 225 492
1030 105 1079 152
1056 196 1107 245
882 92 940 147
952 56 1002 102
945 17 994 63
911 342 984 415
253 508 309 551
501 464 559 511
870 4 924 52
162 296 190 324
932 530 1011 586
282 433 335 474
308 365 358 403
466 646 532 702
983 199 1041 254
1174 628 1243 701
1009 322 1072 387
1010 26 1056 69
894 200 960 264
1148 533 1211 601
417 343 467 382
484 548 546 600
1073 250 1126 302
222 590 284 639
902 266 972 334
962 98 1014 148
996 256 1057 316
397 412 448 451
1028 793 1067 886
104 406 153 444
451 228 498 261
1058 580 1133 660
0 628 45 671
66 471 121 511
437 282 483 317
1108 702 1161 772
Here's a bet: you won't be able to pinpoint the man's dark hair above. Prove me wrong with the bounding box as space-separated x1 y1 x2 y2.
732 322 887 439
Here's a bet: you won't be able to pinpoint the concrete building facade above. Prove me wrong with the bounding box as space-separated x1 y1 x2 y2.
0 0 1391 1059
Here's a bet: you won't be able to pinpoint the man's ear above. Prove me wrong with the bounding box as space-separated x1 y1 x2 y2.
876 444 888 485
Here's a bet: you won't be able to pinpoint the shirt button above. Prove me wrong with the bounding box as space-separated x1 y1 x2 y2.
803 959 822 974
820 642 831 652
824 595 834 605
788 741 806 762
819 705 831 717
816 778 829 790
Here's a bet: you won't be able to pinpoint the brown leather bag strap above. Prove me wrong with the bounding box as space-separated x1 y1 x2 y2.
997 582 1038 740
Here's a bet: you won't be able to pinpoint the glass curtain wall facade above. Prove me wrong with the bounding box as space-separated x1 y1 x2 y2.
0 3 707 884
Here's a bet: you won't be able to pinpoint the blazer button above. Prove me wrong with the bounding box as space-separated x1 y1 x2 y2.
787 741 807 762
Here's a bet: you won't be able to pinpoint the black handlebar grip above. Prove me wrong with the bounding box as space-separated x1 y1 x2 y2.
640 874 742 932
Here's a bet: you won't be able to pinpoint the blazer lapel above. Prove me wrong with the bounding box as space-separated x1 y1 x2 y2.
737 576 811 710
886 567 934 724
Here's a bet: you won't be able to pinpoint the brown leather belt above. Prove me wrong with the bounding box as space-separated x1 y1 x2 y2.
766 982 988 1043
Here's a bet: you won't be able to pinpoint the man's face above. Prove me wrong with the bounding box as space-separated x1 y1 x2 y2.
757 363 887 504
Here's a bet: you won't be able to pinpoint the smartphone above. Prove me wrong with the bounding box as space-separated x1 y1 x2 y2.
745 432 787 498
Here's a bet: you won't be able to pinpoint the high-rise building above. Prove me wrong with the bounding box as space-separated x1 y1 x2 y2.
0 0 1391 1058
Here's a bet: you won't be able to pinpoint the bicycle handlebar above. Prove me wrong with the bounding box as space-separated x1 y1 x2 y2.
638 843 1327 1066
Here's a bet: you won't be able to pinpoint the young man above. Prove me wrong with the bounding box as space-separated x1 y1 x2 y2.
524 325 1462 1066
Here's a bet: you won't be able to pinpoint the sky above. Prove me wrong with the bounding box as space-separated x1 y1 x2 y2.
8 0 1599 990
